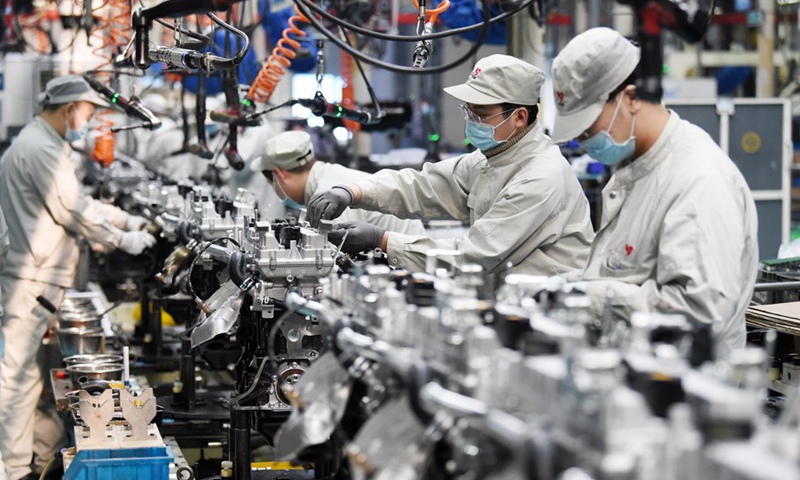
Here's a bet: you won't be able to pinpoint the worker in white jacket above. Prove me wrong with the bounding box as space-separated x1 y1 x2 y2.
550 28 758 360
250 130 425 236
0 206 7 480
307 55 594 275
0 75 156 480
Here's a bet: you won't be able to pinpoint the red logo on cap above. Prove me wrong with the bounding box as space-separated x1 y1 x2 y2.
470 67 481 79
556 91 565 106
625 244 634 256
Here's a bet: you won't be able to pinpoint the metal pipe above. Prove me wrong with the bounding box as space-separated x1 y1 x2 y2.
753 281 800 292
231 407 251 480
180 336 196 411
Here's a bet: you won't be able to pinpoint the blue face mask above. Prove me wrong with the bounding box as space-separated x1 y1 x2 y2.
464 110 517 151
275 177 303 211
65 107 90 142
283 197 303 211
579 97 636 166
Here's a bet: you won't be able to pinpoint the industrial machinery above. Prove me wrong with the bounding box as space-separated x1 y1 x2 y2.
25 2 791 480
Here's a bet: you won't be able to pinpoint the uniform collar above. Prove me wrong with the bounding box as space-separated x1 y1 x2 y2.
304 162 324 203
35 115 67 145
613 110 680 185
481 123 541 168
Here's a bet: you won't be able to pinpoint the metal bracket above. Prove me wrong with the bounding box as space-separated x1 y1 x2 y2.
79 389 115 444
120 388 158 441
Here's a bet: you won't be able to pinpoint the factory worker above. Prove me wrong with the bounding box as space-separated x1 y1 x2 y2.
308 55 594 275
251 130 425 236
0 206 8 480
550 28 758 360
0 75 156 480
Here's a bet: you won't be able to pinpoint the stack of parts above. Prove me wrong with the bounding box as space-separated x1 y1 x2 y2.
746 302 800 336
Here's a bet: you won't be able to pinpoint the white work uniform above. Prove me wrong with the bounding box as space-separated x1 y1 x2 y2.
0 206 8 480
0 116 134 480
579 112 758 360
305 162 426 236
354 123 594 274
0 205 7 318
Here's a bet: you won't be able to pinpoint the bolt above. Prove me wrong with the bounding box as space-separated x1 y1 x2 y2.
463 445 480 456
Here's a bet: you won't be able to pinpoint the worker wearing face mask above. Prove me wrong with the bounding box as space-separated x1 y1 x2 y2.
550 28 758 360
307 55 593 275
0 75 157 480
250 131 425 237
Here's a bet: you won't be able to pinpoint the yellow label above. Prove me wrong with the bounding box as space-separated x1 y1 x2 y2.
251 462 307 470
741 131 761 154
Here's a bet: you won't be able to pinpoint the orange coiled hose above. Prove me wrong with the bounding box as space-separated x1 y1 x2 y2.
92 133 115 167
339 50 360 134
248 6 310 104
88 0 130 167
36 28 46 52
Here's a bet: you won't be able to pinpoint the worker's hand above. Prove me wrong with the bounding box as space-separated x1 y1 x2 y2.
328 222 387 256
119 230 157 255
307 185 355 227
125 215 149 231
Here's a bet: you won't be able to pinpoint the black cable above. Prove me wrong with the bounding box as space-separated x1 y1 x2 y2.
294 0 531 42
138 0 211 44
186 236 242 302
337 29 384 120
236 354 269 402
293 0 490 74
154 18 212 45
706 0 716 29
207 12 250 67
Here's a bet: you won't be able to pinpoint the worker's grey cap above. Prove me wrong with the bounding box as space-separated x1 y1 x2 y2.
39 75 108 108
250 131 315 172
550 27 640 143
444 54 544 106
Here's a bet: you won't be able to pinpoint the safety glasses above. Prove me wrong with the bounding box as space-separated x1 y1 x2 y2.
458 104 515 126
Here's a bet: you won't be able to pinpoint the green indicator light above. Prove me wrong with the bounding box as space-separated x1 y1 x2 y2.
240 98 252 107
111 93 120 103
336 105 343 117
463 138 471 146
429 133 440 142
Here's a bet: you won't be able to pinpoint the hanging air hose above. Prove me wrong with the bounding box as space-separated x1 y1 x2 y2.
88 0 114 167
339 48 360 134
87 0 130 167
248 5 310 104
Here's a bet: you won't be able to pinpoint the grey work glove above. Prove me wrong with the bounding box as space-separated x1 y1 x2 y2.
328 221 387 256
119 230 157 255
307 185 355 228
125 215 149 231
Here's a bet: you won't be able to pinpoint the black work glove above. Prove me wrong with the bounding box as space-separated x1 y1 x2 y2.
328 221 387 255
307 185 355 228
